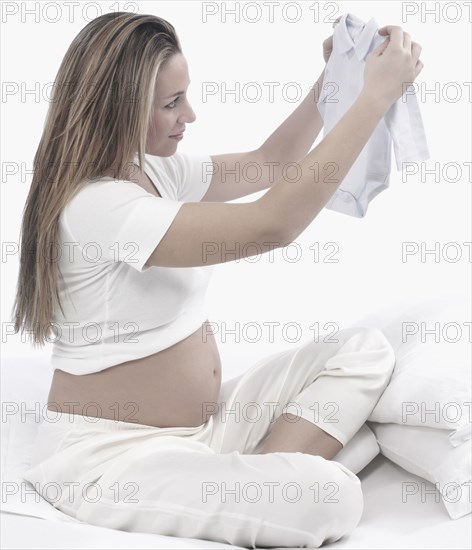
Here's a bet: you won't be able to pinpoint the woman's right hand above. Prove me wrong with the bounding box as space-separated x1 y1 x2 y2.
362 25 424 108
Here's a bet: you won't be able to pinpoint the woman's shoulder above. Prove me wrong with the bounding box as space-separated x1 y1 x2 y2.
64 176 155 215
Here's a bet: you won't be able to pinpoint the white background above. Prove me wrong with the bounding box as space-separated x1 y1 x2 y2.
1 0 471 379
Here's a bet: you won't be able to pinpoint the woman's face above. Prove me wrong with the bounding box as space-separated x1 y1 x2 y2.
146 52 196 156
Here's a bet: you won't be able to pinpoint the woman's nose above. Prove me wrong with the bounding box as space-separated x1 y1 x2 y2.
183 106 196 124
180 99 197 124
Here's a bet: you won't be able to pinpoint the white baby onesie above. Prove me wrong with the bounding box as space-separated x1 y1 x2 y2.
317 13 429 217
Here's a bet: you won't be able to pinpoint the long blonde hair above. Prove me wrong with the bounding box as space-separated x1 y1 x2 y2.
11 11 181 347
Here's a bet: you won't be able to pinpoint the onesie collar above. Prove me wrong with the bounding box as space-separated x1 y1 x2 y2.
333 13 380 61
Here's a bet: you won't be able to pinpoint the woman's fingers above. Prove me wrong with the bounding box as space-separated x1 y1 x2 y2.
371 38 390 56
323 35 334 63
403 31 411 52
379 25 422 65
415 57 424 77
384 26 405 50
378 24 402 36
323 34 333 46
378 25 408 53
411 41 422 63
340 20 423 73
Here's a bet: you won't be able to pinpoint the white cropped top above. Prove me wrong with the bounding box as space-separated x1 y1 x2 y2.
51 152 215 375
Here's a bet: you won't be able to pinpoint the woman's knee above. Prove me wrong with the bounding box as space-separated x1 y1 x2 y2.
354 326 396 375
316 458 364 540
277 453 364 543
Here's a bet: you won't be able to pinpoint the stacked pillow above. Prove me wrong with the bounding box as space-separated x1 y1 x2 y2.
352 290 471 519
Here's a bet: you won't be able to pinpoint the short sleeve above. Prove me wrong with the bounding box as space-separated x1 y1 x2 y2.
63 180 184 273
173 152 215 202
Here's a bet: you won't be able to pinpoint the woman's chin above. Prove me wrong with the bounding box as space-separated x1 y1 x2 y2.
146 142 178 157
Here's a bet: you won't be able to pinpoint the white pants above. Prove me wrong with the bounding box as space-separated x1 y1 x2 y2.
22 326 395 548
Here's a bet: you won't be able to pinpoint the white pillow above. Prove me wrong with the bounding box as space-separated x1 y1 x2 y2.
368 421 471 520
352 291 471 435
1 358 51 480
1 357 80 522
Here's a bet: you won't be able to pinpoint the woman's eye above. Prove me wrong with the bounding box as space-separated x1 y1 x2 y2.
166 98 179 109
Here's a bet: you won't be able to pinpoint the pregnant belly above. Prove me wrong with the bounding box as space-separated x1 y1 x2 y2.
47 320 222 428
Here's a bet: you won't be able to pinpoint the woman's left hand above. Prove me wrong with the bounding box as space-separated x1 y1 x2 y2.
322 16 341 64
322 35 333 64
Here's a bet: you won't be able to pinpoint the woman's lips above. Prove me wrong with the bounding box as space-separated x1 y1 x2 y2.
169 132 184 140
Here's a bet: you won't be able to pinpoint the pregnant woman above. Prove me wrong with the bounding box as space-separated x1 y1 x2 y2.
13 11 423 548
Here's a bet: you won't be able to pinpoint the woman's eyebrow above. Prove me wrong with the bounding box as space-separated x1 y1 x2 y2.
164 90 185 99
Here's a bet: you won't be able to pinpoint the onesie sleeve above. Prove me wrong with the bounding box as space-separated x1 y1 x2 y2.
384 86 430 169
173 151 215 202
63 179 184 273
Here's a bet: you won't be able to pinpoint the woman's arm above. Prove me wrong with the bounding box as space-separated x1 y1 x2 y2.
258 67 326 181
202 68 326 203
146 27 423 269
258 89 392 245
259 26 424 245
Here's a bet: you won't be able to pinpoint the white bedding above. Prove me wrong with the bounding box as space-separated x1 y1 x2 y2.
2 291 470 548
2 454 470 550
